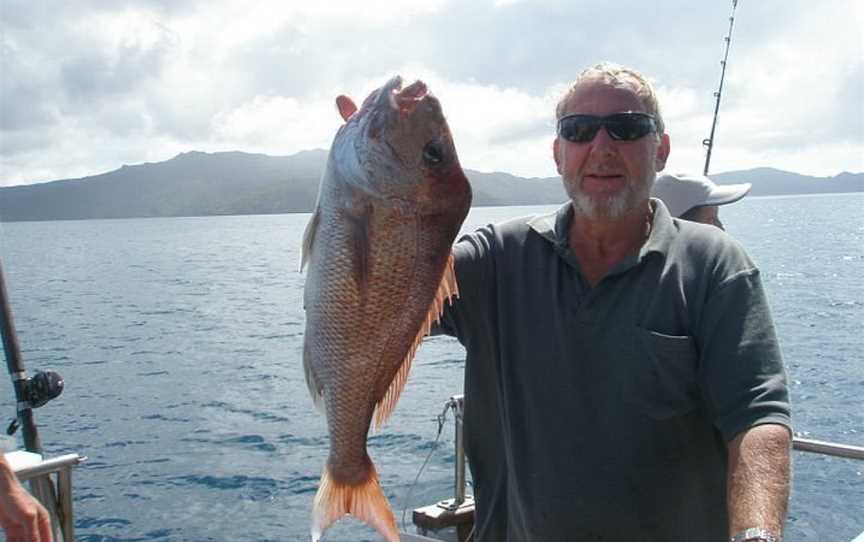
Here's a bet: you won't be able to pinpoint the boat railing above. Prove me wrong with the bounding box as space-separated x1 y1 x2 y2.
792 437 864 460
412 394 864 541
6 450 86 542
412 395 474 541
449 395 468 508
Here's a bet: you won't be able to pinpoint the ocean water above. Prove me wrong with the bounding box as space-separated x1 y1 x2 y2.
0 194 861 541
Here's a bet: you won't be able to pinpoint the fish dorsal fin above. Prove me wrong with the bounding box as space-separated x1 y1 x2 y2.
372 252 459 430
336 95 358 121
300 206 321 272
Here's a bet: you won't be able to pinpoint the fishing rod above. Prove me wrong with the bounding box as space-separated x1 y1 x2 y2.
702 0 740 176
697 0 864 464
1 249 80 540
0 258 64 454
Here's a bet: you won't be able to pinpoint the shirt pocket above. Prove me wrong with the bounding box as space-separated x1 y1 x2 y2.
626 328 700 419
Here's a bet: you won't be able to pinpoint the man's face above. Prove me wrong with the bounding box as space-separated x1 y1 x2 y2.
682 205 725 230
553 78 670 220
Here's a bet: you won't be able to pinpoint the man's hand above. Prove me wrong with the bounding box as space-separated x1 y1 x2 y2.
727 423 792 538
0 455 53 542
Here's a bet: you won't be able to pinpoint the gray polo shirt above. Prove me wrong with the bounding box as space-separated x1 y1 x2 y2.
436 200 791 542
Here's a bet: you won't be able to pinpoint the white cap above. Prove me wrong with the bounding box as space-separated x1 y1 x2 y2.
652 172 752 217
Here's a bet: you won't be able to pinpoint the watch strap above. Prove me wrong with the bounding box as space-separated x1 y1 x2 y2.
730 527 778 542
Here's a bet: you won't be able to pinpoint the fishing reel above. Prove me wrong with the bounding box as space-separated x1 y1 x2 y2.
23 370 64 408
6 370 64 436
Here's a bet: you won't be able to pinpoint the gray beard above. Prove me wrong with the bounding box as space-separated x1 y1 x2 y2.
570 185 651 220
567 176 651 220
571 189 631 219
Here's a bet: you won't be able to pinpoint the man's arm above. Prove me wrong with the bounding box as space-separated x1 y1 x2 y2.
0 454 53 542
433 229 495 338
726 423 791 539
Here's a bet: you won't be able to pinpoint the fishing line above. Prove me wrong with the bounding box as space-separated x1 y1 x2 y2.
399 400 452 532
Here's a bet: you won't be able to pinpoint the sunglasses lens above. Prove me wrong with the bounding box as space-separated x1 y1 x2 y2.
558 116 601 143
558 113 656 143
605 114 655 141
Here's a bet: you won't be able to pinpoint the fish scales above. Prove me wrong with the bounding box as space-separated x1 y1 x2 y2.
311 207 450 454
301 76 471 541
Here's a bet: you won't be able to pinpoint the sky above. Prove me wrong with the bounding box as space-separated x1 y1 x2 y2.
1 0 862 187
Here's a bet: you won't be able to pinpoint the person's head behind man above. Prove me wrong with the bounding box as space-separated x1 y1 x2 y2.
651 173 752 230
553 63 670 221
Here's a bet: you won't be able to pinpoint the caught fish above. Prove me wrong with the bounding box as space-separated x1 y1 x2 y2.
300 76 472 541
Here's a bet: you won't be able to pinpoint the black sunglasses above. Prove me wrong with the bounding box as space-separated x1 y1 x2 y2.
557 112 658 143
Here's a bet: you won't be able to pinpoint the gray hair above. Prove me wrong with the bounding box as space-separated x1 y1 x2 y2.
555 62 665 136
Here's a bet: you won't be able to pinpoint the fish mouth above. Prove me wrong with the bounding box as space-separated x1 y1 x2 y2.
372 76 430 117
364 76 437 141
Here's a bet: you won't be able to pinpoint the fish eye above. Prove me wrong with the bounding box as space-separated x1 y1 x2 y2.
422 141 445 166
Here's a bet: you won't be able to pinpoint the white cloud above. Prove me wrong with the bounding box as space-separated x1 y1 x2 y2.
1 0 861 186
655 1 864 176
83 8 173 52
169 0 451 58
211 94 340 153
343 67 561 176
438 80 559 176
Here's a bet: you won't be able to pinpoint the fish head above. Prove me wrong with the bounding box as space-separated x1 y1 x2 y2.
332 76 471 210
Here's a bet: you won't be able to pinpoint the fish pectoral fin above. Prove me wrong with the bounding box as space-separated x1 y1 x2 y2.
373 252 460 430
300 206 321 272
311 462 398 542
303 341 325 413
345 204 373 298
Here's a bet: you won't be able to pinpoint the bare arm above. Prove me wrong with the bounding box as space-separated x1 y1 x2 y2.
727 423 792 538
0 454 53 542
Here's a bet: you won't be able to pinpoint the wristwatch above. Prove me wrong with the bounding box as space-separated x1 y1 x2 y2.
730 527 779 542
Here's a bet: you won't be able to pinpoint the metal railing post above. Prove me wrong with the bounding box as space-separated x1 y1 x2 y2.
57 465 75 542
451 395 466 507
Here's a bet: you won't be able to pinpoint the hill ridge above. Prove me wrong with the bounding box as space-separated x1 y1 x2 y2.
1 150 861 222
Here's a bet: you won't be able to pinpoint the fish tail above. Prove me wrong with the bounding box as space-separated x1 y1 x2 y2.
310 462 399 542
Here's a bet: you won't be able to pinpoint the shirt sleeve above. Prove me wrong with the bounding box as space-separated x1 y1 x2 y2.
433 226 496 341
697 267 792 442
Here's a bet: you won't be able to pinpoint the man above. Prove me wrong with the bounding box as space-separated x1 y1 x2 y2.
652 172 752 230
0 454 53 542
435 63 791 541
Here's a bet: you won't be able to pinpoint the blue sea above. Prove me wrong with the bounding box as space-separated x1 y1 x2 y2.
0 194 862 541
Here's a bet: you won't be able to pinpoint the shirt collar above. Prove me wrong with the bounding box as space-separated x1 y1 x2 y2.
641 197 676 259
527 198 677 262
526 201 570 247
